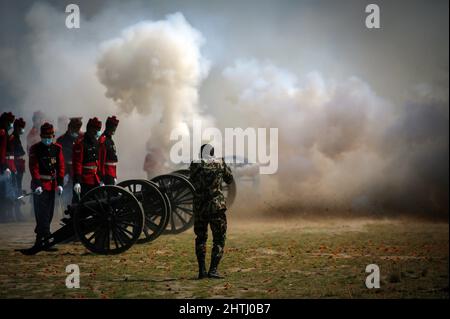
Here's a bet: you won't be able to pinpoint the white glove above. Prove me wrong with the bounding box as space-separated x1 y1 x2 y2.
4 168 11 178
99 181 105 187
56 186 63 196
34 186 43 195
74 183 81 195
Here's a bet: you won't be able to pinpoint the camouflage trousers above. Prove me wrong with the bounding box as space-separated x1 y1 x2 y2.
194 211 227 263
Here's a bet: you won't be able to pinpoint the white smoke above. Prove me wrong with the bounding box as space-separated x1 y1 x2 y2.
97 13 211 151
2 2 448 217
222 59 449 216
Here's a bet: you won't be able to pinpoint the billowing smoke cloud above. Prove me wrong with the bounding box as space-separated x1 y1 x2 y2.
1 1 448 219
222 60 449 217
97 13 211 151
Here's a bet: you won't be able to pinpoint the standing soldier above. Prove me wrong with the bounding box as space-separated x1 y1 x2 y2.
56 115 69 137
143 146 167 180
27 111 46 154
28 123 64 249
0 112 15 222
72 117 103 201
56 117 82 207
0 112 15 173
189 144 234 279
10 118 27 221
100 116 119 185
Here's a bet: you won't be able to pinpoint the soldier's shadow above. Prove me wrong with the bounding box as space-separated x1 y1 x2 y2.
109 275 206 282
110 277 188 283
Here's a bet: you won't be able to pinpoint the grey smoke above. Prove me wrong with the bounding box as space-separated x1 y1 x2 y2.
0 0 448 218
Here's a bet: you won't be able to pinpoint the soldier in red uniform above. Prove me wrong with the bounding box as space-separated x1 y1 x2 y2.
10 118 27 221
28 123 64 248
72 117 103 201
100 116 119 185
56 117 83 206
0 112 16 222
26 111 46 154
0 112 15 174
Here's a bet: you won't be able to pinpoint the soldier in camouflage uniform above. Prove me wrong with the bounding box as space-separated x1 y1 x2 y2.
189 144 234 279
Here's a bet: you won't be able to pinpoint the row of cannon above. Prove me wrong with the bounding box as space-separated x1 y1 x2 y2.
18 169 237 255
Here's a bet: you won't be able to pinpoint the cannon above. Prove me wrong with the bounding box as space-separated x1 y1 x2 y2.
17 173 195 255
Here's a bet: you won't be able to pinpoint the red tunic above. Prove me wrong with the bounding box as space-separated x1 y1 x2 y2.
29 142 65 191
5 134 17 173
72 135 103 186
99 134 118 179
11 133 26 173
0 129 17 173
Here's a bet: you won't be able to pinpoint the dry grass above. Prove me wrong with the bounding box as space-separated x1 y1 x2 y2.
0 217 448 298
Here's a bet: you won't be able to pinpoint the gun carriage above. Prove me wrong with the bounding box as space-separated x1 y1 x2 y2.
18 164 238 255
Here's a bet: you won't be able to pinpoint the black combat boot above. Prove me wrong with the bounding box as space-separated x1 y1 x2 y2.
42 235 58 252
30 235 45 251
197 258 208 280
196 241 208 279
208 254 224 279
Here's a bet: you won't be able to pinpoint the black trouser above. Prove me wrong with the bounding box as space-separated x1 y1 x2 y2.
33 190 55 238
194 212 227 267
103 175 115 185
0 175 7 222
13 171 24 220
61 179 73 210
0 172 14 222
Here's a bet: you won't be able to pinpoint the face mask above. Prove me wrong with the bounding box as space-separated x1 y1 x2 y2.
19 128 25 135
7 123 13 134
70 132 79 138
95 130 102 139
41 138 52 146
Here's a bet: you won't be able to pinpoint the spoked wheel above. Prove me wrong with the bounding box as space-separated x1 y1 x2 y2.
152 174 195 234
117 180 170 243
73 186 144 254
172 169 237 207
222 179 236 207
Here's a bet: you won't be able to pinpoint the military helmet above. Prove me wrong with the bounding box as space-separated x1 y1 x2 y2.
87 117 102 131
1 112 15 125
14 117 26 129
106 115 119 130
68 117 83 131
40 122 55 137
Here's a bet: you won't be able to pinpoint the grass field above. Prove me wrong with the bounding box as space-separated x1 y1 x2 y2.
0 218 448 298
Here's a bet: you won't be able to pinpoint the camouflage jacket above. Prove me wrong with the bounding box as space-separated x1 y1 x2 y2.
189 157 233 217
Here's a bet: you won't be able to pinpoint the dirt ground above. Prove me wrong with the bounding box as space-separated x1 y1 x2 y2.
0 216 448 299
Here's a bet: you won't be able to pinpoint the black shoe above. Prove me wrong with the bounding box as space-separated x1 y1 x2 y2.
208 268 224 279
42 237 58 252
197 261 208 279
198 269 208 280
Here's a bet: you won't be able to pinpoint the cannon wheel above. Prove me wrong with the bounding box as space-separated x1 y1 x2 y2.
151 174 195 234
173 169 237 207
73 186 144 255
117 179 170 243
